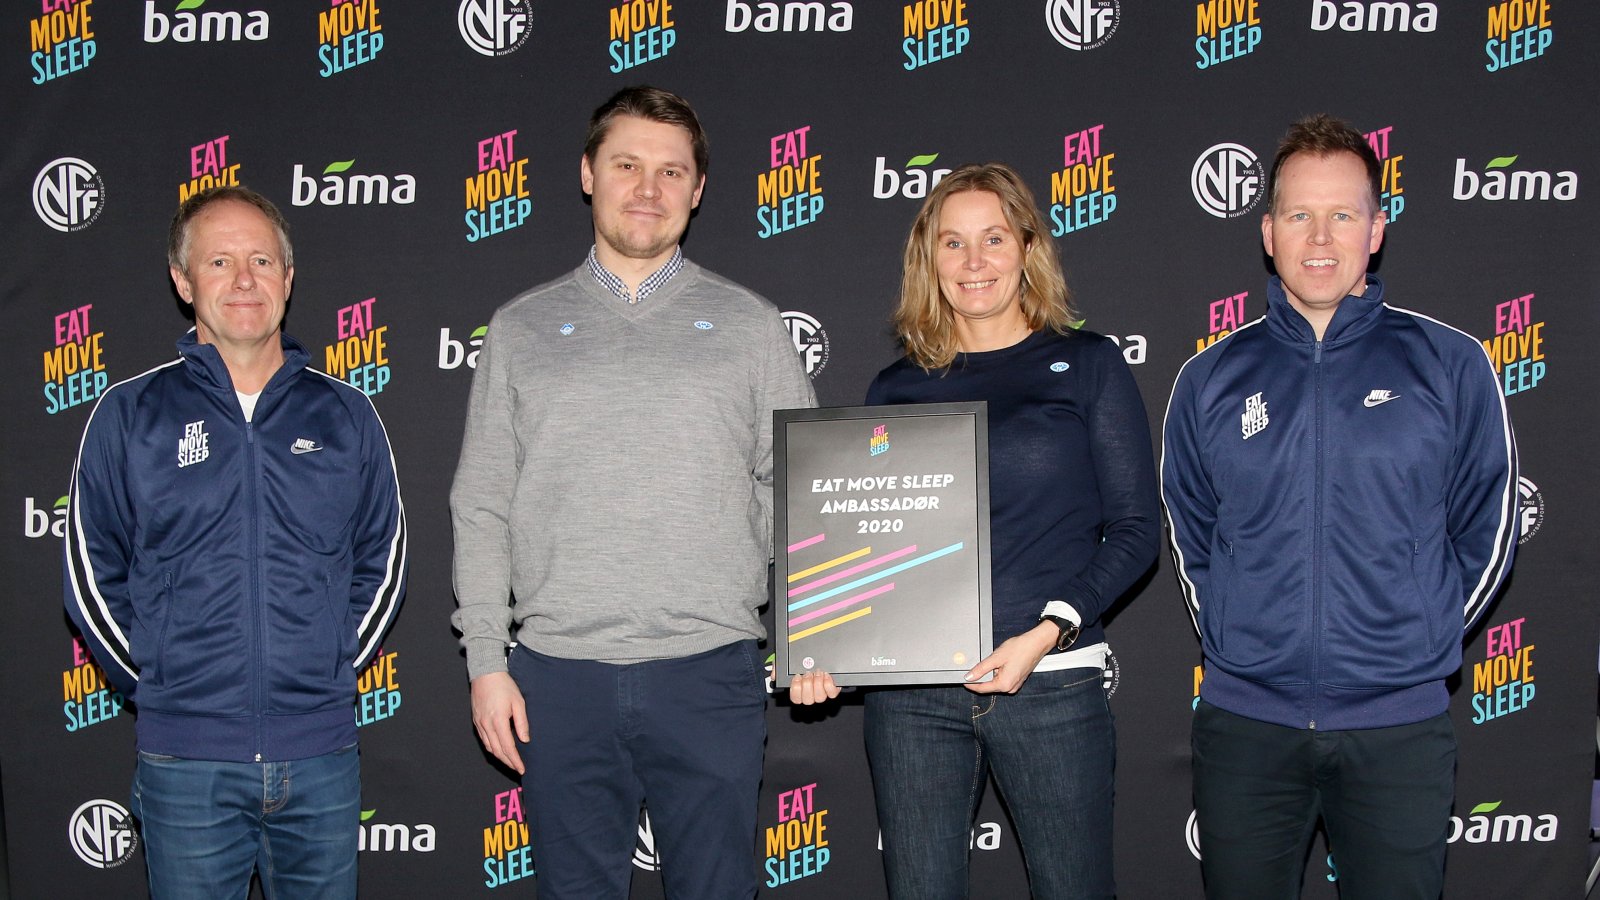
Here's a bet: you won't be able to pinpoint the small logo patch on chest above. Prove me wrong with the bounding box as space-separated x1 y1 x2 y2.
1241 392 1269 439
177 420 210 467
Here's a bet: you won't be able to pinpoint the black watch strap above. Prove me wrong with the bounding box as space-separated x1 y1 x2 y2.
1043 615 1080 652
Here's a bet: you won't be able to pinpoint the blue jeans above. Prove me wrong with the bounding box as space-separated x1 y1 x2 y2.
1192 701 1456 900
510 640 766 900
863 668 1116 900
131 744 360 900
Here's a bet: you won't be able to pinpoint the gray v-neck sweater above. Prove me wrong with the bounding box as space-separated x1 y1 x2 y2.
451 261 817 675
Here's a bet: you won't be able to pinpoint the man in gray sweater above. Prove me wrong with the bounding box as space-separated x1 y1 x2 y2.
450 86 816 899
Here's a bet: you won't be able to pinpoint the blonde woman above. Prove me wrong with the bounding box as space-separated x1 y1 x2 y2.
792 163 1158 899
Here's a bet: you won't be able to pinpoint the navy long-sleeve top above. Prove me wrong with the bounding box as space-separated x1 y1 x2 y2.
866 328 1160 649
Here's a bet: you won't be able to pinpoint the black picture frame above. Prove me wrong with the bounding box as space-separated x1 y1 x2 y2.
772 402 993 687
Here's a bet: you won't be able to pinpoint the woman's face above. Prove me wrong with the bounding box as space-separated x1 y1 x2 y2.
934 190 1027 332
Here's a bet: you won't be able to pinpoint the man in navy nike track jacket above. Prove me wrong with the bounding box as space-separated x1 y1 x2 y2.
65 186 407 900
1162 115 1517 900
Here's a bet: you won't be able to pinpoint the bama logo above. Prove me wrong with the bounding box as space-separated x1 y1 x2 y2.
68 799 138 868
1101 333 1147 365
1486 0 1551 72
726 1 854 33
1312 1 1437 33
1195 0 1261 70
439 325 487 369
609 0 676 72
1452 155 1576 202
758 126 824 239
1448 801 1557 843
317 0 383 78
880 821 1003 852
782 311 830 379
30 1 97 85
358 808 434 852
292 160 416 207
33 157 103 233
1045 0 1119 51
24 495 68 539
873 153 950 200
1191 142 1263 218
143 1 268 43
459 0 531 57
903 0 968 70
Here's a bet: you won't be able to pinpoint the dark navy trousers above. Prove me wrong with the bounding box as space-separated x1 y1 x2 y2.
510 640 766 899
1192 700 1456 900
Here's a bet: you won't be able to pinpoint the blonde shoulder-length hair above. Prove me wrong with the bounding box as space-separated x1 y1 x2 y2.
893 163 1077 370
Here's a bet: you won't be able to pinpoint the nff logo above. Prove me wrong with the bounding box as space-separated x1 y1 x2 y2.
69 799 138 868
633 809 661 871
1191 143 1263 218
34 158 104 233
1517 476 1543 544
1046 0 1119 50
459 0 531 56
782 311 830 379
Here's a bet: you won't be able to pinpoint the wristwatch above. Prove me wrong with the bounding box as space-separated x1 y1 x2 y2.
1040 601 1080 652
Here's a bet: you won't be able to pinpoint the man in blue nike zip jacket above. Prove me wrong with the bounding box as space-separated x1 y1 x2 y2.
1162 115 1517 899
65 186 407 899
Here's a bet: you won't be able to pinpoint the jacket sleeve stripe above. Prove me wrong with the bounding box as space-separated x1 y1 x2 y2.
355 505 406 668
1159 342 1203 621
1160 335 1240 636
1463 384 1518 629
1387 305 1519 628
336 376 407 670
64 404 138 683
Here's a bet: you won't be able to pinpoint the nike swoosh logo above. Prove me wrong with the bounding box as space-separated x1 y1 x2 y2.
1363 396 1397 408
291 440 323 455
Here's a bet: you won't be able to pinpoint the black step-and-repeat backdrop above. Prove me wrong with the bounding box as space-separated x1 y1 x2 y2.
5 2 1598 897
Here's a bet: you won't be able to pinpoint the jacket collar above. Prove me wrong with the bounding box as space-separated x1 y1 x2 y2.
177 330 311 395
1265 274 1386 345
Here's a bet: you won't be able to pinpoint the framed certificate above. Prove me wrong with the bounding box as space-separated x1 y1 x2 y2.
772 402 992 687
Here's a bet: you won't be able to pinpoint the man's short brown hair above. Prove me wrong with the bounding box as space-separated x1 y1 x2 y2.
1268 114 1382 214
